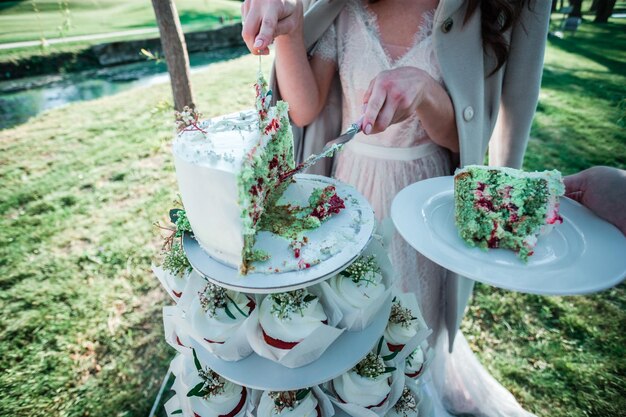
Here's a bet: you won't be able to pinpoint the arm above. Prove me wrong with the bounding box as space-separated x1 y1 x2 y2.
241 0 336 127
488 1 551 168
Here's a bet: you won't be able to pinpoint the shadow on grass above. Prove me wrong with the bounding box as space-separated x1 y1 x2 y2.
547 21 626 75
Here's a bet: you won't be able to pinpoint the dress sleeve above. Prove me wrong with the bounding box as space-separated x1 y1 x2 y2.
311 23 338 62
488 1 551 168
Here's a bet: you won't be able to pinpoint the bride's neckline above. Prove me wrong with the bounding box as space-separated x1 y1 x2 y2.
355 0 435 67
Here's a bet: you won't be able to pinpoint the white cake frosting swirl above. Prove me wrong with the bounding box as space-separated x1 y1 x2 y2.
259 291 327 344
257 390 320 417
328 271 385 309
384 299 420 347
333 371 391 408
192 288 254 343
180 363 246 417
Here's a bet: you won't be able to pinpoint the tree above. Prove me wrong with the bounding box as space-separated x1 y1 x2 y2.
568 0 583 18
594 0 617 23
151 0 194 111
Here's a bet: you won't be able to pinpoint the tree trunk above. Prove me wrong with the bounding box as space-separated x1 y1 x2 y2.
151 0 194 111
569 0 583 17
589 0 599 12
595 0 617 22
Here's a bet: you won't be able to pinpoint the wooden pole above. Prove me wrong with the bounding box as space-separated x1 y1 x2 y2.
151 0 194 110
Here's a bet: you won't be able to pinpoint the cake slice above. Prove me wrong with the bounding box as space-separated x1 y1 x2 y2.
454 165 564 261
172 74 295 273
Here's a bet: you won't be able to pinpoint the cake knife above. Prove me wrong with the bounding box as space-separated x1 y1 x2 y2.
280 120 362 181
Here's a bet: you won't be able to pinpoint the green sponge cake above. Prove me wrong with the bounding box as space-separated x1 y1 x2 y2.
454 165 565 261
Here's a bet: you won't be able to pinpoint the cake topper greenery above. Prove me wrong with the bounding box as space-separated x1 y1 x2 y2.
199 282 251 319
187 349 226 399
270 289 317 320
393 386 417 416
340 254 381 286
389 298 417 329
268 389 311 412
175 106 207 134
155 207 193 278
354 351 395 379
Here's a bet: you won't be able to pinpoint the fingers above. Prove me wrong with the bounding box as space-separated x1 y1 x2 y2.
241 0 301 55
563 172 586 200
362 78 387 135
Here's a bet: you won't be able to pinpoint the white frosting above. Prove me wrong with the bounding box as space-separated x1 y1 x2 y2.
328 271 385 309
180 363 245 417
405 348 425 376
257 391 319 417
259 295 327 343
192 292 252 343
333 371 391 408
384 309 419 347
172 109 263 268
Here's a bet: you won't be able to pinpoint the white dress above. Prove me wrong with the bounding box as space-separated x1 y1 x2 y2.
313 1 536 416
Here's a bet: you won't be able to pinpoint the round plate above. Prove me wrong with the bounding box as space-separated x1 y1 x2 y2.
189 296 392 391
184 174 375 294
391 176 626 295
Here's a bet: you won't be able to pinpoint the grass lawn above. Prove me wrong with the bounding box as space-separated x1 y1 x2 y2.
0 0 242 63
0 14 625 417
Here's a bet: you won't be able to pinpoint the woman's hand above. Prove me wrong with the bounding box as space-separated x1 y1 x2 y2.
564 166 626 236
362 67 436 134
241 0 303 55
361 66 459 151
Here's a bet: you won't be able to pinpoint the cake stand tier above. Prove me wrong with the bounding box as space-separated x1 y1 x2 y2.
189 296 392 391
391 176 626 295
183 174 376 294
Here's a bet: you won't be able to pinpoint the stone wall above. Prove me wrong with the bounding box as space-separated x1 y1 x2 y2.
0 23 245 80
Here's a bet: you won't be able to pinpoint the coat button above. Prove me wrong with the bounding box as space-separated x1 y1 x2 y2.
442 17 453 33
463 106 474 121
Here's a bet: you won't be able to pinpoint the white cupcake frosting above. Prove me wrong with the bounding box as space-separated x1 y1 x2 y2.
194 291 253 343
333 371 391 408
181 366 246 417
405 348 425 377
259 294 327 343
257 391 319 417
328 271 385 309
384 300 419 347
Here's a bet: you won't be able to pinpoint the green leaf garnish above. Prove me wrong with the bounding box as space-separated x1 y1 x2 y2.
192 348 202 372
187 381 206 398
224 303 236 320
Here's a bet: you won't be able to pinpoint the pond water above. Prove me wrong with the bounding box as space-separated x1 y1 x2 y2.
0 45 249 130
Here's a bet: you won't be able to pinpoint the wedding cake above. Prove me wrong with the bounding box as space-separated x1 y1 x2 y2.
454 165 564 261
256 390 321 417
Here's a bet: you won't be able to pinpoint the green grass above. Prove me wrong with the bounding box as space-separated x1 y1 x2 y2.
0 14 625 417
0 0 242 63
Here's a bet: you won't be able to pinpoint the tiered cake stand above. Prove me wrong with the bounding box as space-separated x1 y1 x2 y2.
154 175 433 417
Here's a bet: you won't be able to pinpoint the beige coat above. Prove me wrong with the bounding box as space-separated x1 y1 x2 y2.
271 0 552 350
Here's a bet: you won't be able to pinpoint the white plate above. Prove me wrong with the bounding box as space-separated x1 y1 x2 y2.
184 174 375 294
188 296 392 391
391 176 626 295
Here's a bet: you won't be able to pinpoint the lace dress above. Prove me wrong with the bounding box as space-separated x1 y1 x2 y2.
313 1 536 416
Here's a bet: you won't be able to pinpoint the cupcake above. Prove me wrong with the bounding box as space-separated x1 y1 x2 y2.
259 289 327 349
192 282 256 344
385 386 419 417
404 346 425 379
183 352 247 417
332 352 393 409
257 389 321 417
328 254 386 309
384 297 421 352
